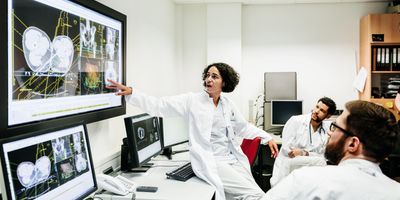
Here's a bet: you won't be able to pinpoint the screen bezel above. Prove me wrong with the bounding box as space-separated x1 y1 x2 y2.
124 114 164 168
270 100 303 126
0 0 127 138
0 123 97 200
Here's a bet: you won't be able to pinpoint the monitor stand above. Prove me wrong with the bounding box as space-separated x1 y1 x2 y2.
161 147 189 160
127 163 154 173
161 147 173 160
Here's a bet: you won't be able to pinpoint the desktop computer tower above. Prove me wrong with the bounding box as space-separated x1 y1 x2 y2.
263 72 297 133
264 72 297 101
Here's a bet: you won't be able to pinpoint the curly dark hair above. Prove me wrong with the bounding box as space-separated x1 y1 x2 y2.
345 100 399 162
202 63 239 93
318 97 336 115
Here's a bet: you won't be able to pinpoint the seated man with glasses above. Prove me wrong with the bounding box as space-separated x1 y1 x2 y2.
265 100 400 200
270 97 336 187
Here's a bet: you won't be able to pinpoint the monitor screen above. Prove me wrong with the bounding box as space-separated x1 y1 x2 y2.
124 114 163 168
0 124 96 200
160 117 189 148
271 100 303 126
0 0 127 136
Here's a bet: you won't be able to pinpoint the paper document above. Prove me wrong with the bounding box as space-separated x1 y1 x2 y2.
353 67 367 92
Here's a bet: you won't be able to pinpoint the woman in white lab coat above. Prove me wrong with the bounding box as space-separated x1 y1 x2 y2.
107 63 279 200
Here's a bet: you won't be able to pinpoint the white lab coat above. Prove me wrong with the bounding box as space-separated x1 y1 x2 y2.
265 159 400 200
127 90 272 200
270 113 330 187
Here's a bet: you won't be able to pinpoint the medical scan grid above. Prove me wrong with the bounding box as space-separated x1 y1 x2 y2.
4 131 90 199
12 0 121 101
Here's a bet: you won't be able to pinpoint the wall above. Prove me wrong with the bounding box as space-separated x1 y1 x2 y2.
76 1 387 168
90 0 177 168
179 2 387 123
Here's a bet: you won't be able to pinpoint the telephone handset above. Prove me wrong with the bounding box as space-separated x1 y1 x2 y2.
97 174 136 196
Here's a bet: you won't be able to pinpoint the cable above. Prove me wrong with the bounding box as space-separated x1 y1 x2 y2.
253 94 265 128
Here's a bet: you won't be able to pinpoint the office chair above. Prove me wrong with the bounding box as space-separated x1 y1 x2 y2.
240 137 261 167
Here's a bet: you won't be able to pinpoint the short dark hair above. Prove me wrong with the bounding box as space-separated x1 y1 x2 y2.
318 97 336 115
202 63 239 93
345 100 399 162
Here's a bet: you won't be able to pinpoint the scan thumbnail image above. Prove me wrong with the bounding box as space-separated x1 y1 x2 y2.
135 118 160 151
6 141 59 199
103 60 119 90
12 0 81 101
55 157 76 184
80 58 104 94
52 132 89 184
51 135 73 163
79 19 120 61
104 27 120 61
72 132 89 175
80 18 104 59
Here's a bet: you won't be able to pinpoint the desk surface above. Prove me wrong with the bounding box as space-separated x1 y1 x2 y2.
121 152 214 200
270 134 282 145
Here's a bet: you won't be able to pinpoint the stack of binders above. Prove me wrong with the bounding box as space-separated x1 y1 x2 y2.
374 47 400 71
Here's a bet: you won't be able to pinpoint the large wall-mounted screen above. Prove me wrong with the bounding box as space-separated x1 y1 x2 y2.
0 0 126 136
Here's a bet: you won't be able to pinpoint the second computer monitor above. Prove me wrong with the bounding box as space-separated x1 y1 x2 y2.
0 124 96 200
124 114 163 168
271 100 303 126
160 117 189 148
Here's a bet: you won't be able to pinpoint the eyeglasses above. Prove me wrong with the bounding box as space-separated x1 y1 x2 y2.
329 122 354 137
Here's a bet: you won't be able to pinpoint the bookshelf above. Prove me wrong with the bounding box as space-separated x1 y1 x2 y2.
358 14 400 119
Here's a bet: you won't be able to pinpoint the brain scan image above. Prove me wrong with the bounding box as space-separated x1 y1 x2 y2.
60 162 74 180
75 153 87 173
16 156 51 189
16 162 36 188
22 26 74 75
35 156 51 184
52 137 67 162
73 132 82 153
22 27 52 72
104 61 117 86
51 36 74 74
105 27 116 60
137 127 145 140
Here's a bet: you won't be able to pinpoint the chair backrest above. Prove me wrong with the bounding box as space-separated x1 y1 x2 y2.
240 137 261 166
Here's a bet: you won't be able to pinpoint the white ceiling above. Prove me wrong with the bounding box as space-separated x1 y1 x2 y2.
173 0 388 4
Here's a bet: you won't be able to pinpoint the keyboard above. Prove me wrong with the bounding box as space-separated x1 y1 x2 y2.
166 162 196 181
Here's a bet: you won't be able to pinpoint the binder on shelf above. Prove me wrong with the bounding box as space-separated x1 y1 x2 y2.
398 47 400 69
386 47 391 71
395 47 400 71
393 47 399 71
376 47 381 70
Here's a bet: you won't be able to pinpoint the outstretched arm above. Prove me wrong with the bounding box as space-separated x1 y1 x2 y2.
106 79 132 96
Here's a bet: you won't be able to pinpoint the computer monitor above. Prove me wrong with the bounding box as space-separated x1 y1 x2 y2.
1 0 127 137
123 114 163 171
159 117 189 159
0 123 96 200
271 100 303 126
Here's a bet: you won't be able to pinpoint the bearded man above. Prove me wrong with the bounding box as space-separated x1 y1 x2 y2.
266 100 400 200
270 97 336 187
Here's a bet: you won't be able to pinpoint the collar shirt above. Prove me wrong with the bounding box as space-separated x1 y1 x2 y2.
126 90 272 200
210 101 237 163
280 113 330 156
270 113 330 187
265 159 400 200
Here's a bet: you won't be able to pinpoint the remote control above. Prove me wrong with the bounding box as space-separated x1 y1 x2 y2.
136 186 158 193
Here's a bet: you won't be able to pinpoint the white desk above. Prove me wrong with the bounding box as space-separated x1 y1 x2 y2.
270 134 282 145
120 152 214 200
